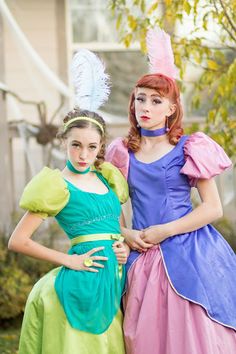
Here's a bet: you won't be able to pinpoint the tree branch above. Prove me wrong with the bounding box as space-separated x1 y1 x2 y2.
212 0 236 42
218 0 236 34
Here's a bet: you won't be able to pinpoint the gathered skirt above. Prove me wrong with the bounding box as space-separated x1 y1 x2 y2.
19 267 125 354
123 246 236 354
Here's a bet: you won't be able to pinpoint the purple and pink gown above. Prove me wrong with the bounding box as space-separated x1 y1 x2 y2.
106 132 236 354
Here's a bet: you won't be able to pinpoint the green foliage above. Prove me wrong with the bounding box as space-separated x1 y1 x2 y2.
108 0 236 160
212 217 236 252
0 238 53 322
0 260 31 320
0 327 20 354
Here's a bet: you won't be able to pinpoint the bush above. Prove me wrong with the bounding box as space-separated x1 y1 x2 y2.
0 238 53 323
0 326 20 354
212 217 236 252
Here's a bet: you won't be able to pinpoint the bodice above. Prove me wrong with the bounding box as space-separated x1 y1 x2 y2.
128 135 192 230
55 173 121 239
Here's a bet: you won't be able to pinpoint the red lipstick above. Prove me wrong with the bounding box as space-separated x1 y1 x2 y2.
140 115 150 121
78 162 87 166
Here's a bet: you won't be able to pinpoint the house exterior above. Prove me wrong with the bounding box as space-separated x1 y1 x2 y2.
0 0 235 234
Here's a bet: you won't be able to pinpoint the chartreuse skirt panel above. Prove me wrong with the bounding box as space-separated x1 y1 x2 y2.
19 268 125 354
19 164 128 354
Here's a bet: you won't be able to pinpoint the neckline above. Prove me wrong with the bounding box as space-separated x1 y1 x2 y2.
63 172 110 196
131 139 181 165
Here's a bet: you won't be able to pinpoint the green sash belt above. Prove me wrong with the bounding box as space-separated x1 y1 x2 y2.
71 233 124 246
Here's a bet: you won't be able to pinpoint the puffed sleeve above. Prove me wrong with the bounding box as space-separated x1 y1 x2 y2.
106 137 129 179
99 162 129 204
180 132 232 187
19 167 70 218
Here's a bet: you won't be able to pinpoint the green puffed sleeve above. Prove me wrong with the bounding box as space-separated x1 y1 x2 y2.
19 167 70 219
99 162 129 204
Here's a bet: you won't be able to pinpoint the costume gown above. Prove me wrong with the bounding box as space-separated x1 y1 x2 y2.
106 132 236 354
18 163 128 354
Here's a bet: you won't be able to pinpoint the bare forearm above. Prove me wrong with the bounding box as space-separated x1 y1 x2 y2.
166 202 222 237
9 237 70 266
121 225 132 239
120 211 127 228
8 212 70 267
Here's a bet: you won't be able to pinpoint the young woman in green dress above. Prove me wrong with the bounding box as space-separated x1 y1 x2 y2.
8 108 129 354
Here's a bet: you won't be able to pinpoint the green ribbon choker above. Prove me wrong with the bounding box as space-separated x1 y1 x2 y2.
66 160 90 174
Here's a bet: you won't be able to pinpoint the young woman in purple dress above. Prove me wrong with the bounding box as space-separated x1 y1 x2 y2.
106 45 236 354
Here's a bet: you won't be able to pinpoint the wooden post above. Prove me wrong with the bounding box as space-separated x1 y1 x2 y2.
56 0 69 112
0 12 13 235
56 0 68 85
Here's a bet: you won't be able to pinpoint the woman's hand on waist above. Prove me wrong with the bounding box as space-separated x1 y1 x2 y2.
64 246 108 272
113 241 130 264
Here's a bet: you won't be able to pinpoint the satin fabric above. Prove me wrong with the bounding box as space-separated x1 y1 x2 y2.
19 268 125 354
123 247 236 354
55 239 125 334
18 166 128 351
127 135 236 329
180 132 232 186
106 133 236 332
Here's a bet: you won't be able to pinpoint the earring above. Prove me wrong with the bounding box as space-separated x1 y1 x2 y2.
137 123 140 128
165 116 170 132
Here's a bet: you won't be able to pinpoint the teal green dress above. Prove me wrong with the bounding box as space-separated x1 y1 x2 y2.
18 163 129 354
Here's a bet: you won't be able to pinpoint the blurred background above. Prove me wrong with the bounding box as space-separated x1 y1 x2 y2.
0 1 235 352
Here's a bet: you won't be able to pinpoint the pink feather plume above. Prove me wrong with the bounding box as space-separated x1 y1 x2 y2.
146 27 179 79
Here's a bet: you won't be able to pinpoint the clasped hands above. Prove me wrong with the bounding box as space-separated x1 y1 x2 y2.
125 224 168 252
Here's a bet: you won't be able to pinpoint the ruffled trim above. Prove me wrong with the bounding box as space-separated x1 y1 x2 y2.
19 167 70 218
106 137 129 179
180 132 232 187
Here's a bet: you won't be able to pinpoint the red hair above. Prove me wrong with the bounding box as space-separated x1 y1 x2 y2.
125 73 184 152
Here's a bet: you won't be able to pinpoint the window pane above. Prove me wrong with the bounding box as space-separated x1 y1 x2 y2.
70 0 118 43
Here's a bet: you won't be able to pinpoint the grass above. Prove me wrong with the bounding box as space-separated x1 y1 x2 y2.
0 317 21 354
0 327 20 354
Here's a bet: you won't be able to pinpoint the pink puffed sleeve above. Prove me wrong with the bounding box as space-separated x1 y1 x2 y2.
180 132 232 187
106 137 129 179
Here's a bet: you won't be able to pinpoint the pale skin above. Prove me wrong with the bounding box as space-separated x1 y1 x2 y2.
8 126 129 271
121 87 223 251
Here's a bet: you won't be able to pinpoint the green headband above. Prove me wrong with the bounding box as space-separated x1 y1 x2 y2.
63 116 104 134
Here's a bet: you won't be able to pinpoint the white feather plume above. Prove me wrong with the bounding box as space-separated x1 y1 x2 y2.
146 28 179 79
71 49 110 111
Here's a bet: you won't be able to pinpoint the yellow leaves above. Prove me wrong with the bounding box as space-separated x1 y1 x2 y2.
228 58 236 78
147 2 158 15
128 15 137 30
116 13 122 30
123 33 133 47
217 85 225 97
192 95 200 109
140 0 146 12
228 120 236 130
207 110 216 123
183 1 191 15
193 52 202 64
174 51 181 67
219 106 228 121
207 60 219 70
203 18 208 31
